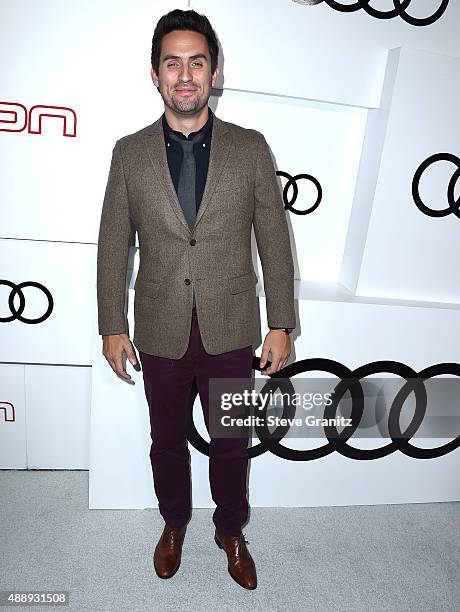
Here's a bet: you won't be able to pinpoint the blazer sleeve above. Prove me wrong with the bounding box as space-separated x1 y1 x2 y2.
252 132 296 330
96 139 136 336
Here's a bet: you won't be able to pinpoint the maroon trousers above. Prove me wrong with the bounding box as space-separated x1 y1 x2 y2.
139 306 253 536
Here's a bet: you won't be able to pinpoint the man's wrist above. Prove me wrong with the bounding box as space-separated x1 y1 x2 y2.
269 327 293 335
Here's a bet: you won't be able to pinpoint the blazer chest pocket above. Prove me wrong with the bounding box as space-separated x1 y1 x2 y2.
229 271 257 294
214 173 249 194
134 278 161 299
215 182 244 194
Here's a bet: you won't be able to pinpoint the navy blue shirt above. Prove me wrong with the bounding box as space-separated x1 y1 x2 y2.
161 107 214 212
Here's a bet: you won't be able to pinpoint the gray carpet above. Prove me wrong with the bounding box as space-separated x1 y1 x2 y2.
0 470 459 611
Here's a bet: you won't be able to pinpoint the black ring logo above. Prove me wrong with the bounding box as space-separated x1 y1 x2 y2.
276 170 322 215
412 153 460 218
187 357 460 461
304 0 450 27
0 280 54 324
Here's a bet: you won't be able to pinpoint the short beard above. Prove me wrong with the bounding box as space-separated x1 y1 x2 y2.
168 96 202 114
158 82 212 116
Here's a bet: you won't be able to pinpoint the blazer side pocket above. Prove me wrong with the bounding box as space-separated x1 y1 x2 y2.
228 271 258 294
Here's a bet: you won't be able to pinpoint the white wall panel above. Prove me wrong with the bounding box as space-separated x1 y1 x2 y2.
90 289 460 508
0 239 96 365
1 0 188 243
352 47 460 302
0 363 90 469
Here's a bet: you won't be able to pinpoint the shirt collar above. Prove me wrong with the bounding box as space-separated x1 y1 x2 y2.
162 107 214 141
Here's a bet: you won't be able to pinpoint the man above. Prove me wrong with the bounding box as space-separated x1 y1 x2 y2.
96 9 295 590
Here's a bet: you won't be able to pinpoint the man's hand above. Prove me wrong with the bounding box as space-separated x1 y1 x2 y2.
102 333 139 383
259 330 291 376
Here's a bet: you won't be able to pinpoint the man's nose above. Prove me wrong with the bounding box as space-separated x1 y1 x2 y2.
179 64 191 82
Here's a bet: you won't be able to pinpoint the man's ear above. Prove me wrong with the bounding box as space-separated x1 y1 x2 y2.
150 67 159 87
211 66 220 87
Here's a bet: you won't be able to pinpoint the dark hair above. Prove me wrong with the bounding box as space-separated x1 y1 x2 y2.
151 9 219 76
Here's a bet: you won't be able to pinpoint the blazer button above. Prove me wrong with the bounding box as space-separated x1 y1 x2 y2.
184 278 191 285
189 238 196 246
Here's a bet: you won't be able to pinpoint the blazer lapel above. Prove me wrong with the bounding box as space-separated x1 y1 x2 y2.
143 112 233 235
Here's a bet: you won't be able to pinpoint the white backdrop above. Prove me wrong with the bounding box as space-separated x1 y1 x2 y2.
1 0 460 510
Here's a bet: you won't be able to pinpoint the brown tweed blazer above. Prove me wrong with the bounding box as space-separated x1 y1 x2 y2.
96 112 296 359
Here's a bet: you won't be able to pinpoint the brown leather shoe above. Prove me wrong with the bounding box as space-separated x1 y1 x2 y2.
214 529 257 589
153 524 187 579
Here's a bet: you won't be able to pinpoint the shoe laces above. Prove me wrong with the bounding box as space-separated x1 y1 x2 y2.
229 532 249 546
164 526 182 547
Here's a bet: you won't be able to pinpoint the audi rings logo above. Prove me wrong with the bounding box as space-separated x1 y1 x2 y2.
187 357 460 461
412 153 460 218
0 280 54 324
276 170 322 215
300 0 449 27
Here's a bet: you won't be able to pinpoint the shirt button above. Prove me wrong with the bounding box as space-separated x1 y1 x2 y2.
184 278 191 285
189 238 196 246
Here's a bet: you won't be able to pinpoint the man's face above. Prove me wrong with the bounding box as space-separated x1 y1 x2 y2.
151 29 219 115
